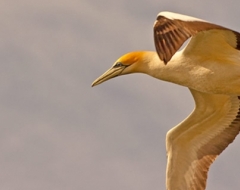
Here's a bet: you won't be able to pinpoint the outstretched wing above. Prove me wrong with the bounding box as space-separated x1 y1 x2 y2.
166 89 240 189
153 12 240 64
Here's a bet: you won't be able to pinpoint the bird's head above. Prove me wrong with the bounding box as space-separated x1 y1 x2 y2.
92 51 148 87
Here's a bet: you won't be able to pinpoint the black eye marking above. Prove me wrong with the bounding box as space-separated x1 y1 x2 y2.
113 62 123 68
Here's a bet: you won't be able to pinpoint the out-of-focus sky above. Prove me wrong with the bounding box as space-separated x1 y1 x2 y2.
1 0 240 189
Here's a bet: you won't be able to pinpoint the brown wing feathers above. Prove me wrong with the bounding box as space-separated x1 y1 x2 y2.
153 15 231 64
233 31 240 50
154 16 191 63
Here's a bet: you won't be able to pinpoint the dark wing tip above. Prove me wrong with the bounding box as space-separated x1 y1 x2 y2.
233 31 240 50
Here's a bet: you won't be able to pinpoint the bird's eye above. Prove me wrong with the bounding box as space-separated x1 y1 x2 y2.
113 62 123 68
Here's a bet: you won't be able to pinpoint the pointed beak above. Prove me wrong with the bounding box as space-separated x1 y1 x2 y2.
91 66 126 87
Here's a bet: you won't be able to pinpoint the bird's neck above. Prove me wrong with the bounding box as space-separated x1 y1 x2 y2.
139 51 190 87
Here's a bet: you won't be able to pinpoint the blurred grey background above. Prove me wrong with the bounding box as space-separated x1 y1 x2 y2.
1 0 240 189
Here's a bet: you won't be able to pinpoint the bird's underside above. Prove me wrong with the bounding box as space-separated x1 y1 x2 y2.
165 89 240 190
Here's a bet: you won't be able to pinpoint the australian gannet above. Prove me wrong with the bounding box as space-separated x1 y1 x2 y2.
91 11 240 190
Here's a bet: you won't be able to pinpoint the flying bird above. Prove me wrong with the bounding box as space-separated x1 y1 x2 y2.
92 11 240 190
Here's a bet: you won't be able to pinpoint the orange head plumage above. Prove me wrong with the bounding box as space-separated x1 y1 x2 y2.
92 51 149 87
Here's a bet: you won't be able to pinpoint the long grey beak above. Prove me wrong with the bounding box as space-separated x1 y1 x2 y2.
91 67 125 87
